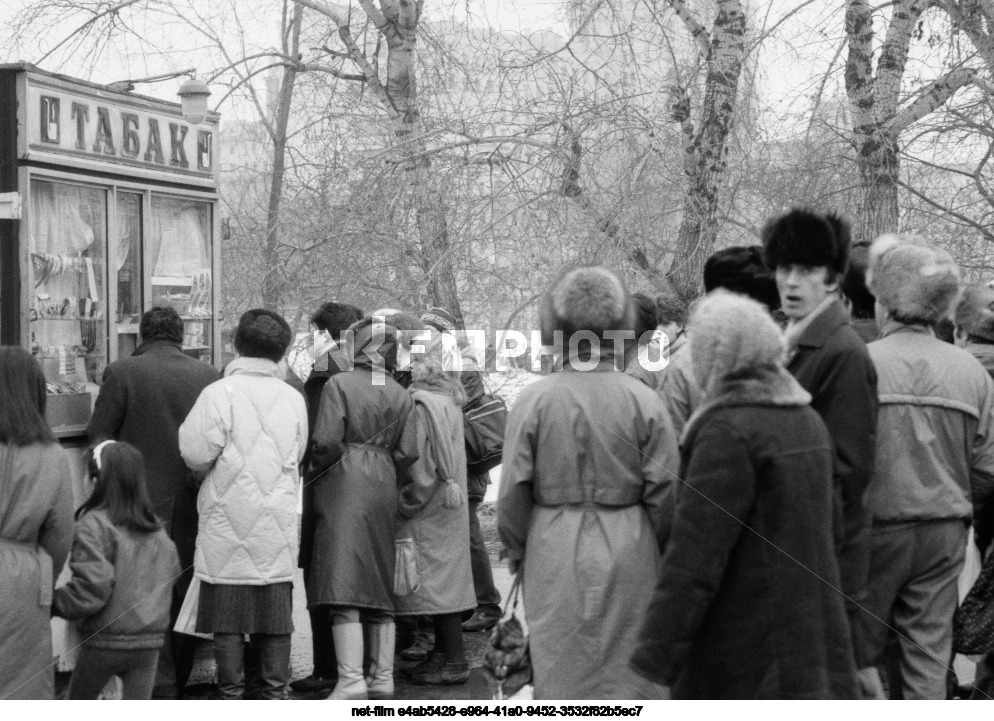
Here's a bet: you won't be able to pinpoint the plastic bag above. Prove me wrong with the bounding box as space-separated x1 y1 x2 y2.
174 576 211 640
394 538 420 597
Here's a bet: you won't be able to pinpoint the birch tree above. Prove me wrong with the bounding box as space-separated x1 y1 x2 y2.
844 0 994 244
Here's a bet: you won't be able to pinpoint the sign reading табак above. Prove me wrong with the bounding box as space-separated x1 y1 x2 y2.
23 75 216 181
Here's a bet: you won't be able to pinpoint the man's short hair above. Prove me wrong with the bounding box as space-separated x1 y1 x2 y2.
140 307 183 344
310 302 363 336
631 292 658 341
235 309 293 362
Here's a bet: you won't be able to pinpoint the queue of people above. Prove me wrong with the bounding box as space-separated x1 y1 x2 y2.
2 206 994 701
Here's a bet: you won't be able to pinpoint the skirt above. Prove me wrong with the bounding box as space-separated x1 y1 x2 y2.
196 582 294 635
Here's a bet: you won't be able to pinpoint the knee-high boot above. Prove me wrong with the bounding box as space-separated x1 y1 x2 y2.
328 623 368 700
366 623 395 700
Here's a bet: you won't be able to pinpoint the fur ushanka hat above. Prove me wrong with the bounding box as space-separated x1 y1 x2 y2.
867 233 961 325
955 283 994 342
762 209 851 276
703 245 781 311
539 266 632 344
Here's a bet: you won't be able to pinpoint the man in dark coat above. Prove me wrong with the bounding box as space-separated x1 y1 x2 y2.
763 209 879 667
291 301 362 693
87 306 220 699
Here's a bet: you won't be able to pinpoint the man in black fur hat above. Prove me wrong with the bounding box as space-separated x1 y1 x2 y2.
763 209 878 675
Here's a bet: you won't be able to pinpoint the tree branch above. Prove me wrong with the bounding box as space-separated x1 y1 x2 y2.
885 66 994 132
35 0 144 66
666 0 711 57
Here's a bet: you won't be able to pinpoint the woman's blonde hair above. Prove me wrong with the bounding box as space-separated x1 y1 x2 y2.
411 334 467 406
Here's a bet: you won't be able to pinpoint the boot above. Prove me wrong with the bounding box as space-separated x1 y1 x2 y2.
328 623 368 700
366 623 396 700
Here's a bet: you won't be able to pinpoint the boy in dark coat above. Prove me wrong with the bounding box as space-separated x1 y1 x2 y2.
763 210 878 664
87 306 220 699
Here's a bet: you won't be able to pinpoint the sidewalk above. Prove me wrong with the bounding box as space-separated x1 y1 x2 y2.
184 560 517 700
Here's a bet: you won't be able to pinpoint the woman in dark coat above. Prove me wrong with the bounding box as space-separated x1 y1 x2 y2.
306 316 419 700
630 291 858 699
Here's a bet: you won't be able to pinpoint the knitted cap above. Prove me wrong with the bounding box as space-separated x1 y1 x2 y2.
689 290 786 393
421 307 458 333
867 234 960 325
956 283 994 342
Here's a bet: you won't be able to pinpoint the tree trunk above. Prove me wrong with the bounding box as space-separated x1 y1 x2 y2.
380 0 464 323
665 0 747 302
261 3 302 311
856 138 900 244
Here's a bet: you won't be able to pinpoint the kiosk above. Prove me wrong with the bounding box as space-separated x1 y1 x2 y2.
0 63 221 678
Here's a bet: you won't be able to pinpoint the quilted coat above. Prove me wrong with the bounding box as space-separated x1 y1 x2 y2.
0 442 74 700
305 322 419 612
179 356 308 585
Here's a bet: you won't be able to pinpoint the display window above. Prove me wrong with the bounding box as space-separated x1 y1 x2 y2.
149 195 213 362
28 179 108 432
116 191 143 358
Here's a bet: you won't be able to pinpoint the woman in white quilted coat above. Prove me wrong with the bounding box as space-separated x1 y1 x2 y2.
179 309 308 700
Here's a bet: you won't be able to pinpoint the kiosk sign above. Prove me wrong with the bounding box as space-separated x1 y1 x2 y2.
22 73 216 183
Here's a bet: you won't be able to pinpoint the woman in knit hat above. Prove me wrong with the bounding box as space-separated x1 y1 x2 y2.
498 266 678 700
631 291 857 699
858 235 994 699
394 335 476 686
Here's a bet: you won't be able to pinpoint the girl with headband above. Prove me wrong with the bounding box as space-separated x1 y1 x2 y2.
52 440 180 699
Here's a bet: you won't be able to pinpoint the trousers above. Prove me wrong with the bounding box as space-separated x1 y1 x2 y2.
67 647 160 700
857 519 966 699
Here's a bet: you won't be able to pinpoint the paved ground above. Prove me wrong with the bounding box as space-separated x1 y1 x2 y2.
181 563 516 700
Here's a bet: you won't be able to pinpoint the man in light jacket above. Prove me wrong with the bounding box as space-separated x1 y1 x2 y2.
858 235 994 698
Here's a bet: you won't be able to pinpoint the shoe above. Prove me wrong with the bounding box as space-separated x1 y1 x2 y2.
290 674 337 693
402 652 446 678
327 623 368 700
365 623 396 701
462 611 500 633
399 633 434 662
409 661 470 686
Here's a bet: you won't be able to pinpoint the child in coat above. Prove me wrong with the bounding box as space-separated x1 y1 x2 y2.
53 440 180 700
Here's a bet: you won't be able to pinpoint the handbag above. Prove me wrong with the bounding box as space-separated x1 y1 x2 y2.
954 539 994 655
482 573 532 699
394 537 420 596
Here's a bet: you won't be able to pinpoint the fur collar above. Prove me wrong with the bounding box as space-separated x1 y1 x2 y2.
681 365 811 447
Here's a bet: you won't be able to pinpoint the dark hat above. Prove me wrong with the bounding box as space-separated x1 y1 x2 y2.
840 242 875 318
703 245 780 310
762 209 850 276
421 307 457 333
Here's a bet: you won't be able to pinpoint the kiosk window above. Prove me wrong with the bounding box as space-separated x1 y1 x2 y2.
29 179 108 431
149 196 212 362
116 192 142 358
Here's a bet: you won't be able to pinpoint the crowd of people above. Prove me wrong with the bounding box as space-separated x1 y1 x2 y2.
1 207 993 701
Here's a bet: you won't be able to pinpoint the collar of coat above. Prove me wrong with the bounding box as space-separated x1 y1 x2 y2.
680 364 812 448
786 296 848 351
132 339 183 357
224 356 280 378
877 319 934 340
